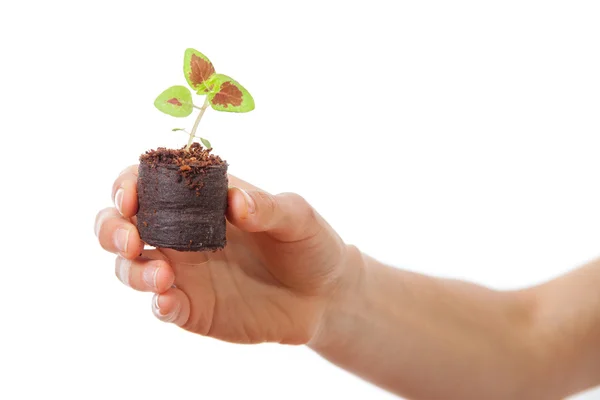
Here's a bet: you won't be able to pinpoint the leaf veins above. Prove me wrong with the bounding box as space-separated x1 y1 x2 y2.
189 54 215 89
211 82 243 108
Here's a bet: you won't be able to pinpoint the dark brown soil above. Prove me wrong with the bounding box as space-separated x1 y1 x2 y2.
137 143 228 252
140 142 226 195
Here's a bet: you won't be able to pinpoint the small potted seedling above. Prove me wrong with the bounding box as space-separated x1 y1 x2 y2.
137 48 255 251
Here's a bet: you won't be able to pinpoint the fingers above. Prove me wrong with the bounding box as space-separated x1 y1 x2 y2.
151 287 191 326
111 165 138 218
95 207 144 259
227 187 322 242
114 256 174 293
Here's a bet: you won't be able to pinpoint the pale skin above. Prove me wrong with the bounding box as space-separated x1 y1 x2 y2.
95 165 600 400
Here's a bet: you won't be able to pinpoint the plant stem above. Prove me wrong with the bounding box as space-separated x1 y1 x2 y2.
187 96 210 150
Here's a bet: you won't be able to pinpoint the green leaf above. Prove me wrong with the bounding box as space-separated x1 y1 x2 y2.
172 128 186 132
183 48 216 93
208 74 255 113
154 86 193 117
200 137 212 149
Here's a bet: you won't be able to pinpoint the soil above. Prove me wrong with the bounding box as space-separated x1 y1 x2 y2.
139 142 225 195
137 143 228 252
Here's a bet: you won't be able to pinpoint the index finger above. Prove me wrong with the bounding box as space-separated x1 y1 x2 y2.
112 165 138 218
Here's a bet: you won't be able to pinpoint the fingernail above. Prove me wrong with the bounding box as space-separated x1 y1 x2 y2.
239 188 256 214
152 294 179 323
117 257 131 287
143 265 160 290
114 228 130 253
115 188 125 215
153 294 160 313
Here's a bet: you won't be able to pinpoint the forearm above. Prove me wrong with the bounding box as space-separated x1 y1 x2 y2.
531 258 600 396
309 246 554 400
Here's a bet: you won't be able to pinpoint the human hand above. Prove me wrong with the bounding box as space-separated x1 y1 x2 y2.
94 166 359 345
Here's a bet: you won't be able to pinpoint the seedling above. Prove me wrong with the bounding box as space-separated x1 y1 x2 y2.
137 48 254 252
154 48 255 150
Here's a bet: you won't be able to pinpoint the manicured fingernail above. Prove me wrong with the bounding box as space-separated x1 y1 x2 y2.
114 228 130 253
152 294 179 323
117 257 131 287
153 294 160 313
115 188 125 215
143 265 159 290
239 188 255 214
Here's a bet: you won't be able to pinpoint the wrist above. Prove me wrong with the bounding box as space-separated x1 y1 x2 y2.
308 244 369 351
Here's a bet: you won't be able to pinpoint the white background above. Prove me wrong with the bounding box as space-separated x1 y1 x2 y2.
1 1 599 399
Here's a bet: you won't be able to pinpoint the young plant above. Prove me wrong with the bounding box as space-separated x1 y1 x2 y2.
154 48 255 150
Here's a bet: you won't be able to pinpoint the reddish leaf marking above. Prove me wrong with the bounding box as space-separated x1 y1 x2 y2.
189 54 215 88
211 82 243 108
167 98 182 107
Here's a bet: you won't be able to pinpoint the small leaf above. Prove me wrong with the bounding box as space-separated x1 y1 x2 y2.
172 128 186 132
184 48 216 93
208 74 255 113
200 137 212 149
196 75 220 95
154 86 193 117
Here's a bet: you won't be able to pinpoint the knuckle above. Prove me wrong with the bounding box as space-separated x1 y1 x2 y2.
279 192 315 220
277 192 321 239
279 192 309 208
255 190 277 214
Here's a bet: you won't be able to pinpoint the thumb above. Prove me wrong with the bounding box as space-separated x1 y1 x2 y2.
227 187 323 242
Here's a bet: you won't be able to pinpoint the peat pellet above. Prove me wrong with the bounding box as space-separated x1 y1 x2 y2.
136 143 228 252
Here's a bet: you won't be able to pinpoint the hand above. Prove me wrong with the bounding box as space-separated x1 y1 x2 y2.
94 166 358 345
